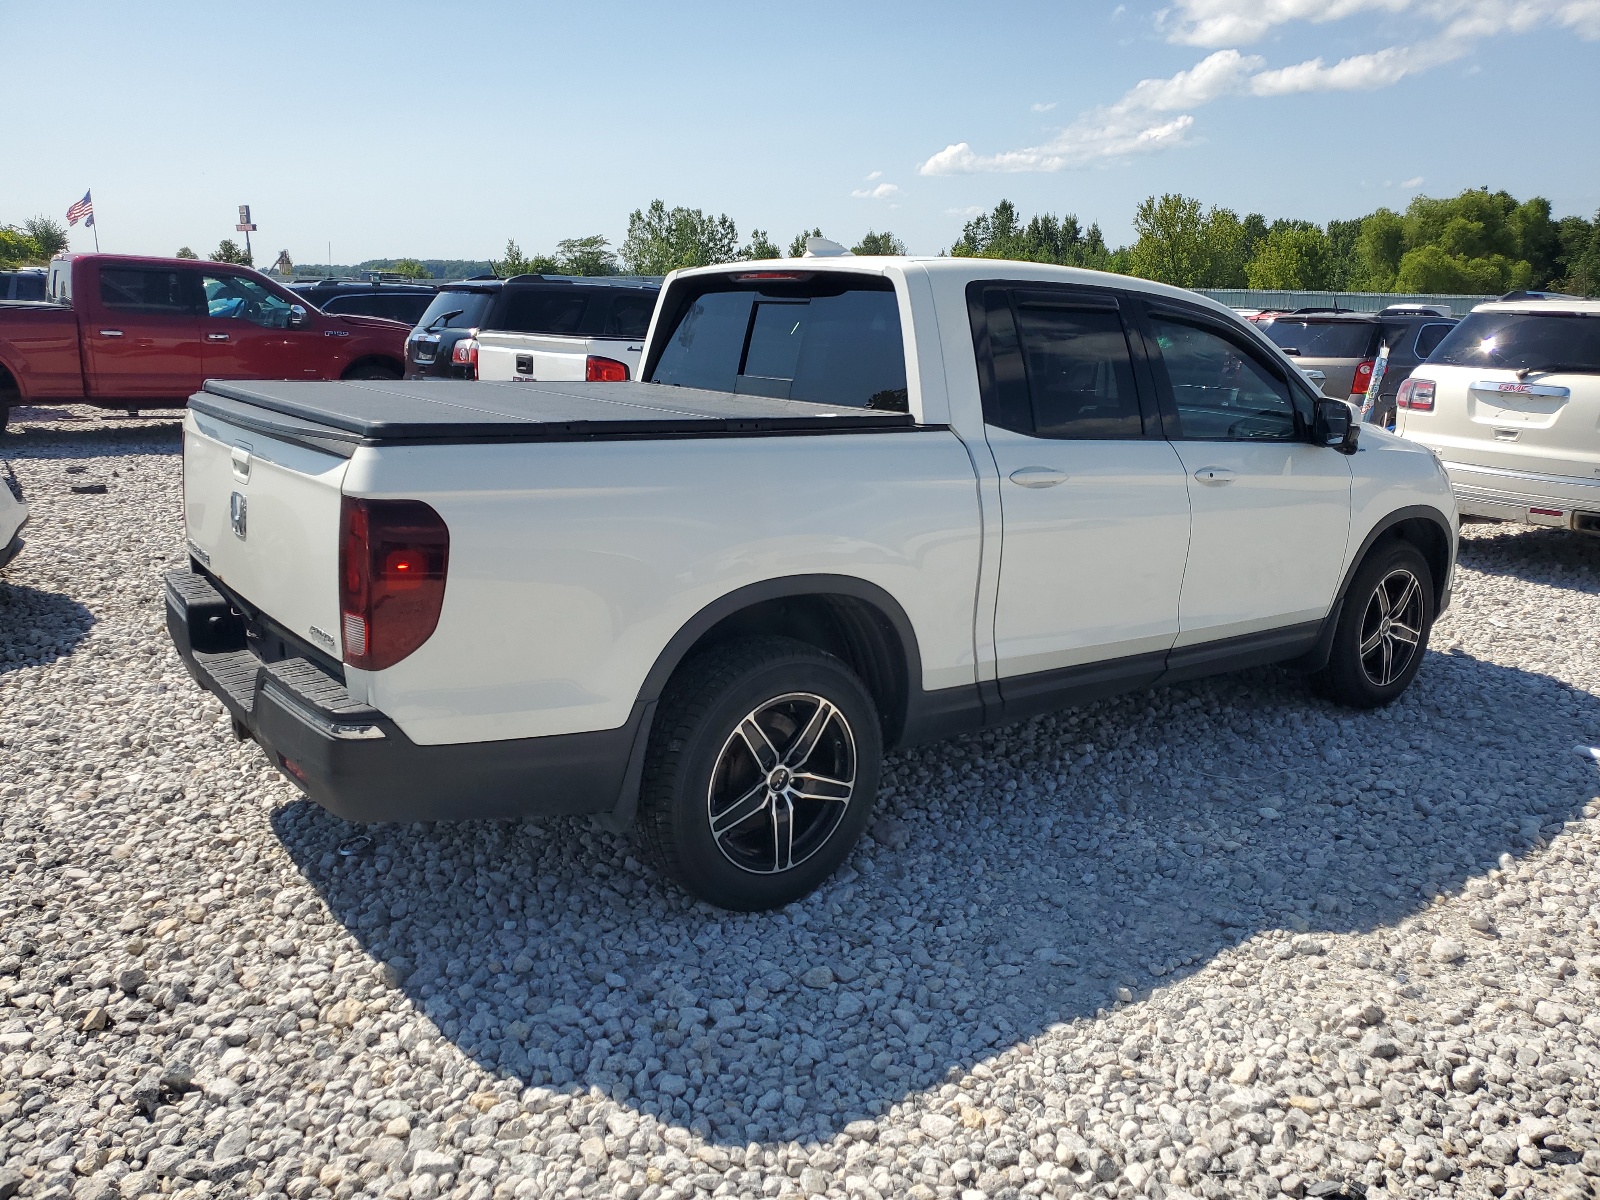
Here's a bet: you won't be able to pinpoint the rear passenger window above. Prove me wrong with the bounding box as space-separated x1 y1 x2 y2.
1151 316 1297 441
99 268 192 313
500 290 589 334
1414 322 1453 359
1013 304 1142 438
604 293 656 339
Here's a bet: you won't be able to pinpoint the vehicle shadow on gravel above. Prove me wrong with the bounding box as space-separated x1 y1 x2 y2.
0 581 95 675
1457 523 1600 592
272 642 1600 1148
2 421 182 460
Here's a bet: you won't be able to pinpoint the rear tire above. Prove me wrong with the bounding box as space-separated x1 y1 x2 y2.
1314 539 1434 708
639 636 881 911
343 361 402 381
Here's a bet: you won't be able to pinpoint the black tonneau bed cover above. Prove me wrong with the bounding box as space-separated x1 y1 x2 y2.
192 379 919 455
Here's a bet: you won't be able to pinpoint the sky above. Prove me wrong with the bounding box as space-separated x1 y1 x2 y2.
6 0 1600 264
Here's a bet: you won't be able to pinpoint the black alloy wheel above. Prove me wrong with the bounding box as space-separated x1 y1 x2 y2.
639 637 881 911
1315 538 1435 708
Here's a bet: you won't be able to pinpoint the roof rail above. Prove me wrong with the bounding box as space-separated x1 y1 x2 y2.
1378 304 1452 317
1287 306 1359 315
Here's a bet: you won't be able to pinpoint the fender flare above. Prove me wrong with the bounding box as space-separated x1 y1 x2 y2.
1289 504 1456 673
596 574 927 831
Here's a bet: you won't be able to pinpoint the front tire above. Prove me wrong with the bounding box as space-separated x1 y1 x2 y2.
1315 539 1434 708
639 637 881 911
343 361 402 381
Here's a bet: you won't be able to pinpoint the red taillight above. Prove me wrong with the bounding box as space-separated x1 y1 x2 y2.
585 355 629 382
338 496 449 671
452 337 479 378
1397 377 1436 411
1349 358 1376 401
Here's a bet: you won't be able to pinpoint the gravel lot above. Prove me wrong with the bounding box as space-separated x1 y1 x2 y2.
3 408 1600 1200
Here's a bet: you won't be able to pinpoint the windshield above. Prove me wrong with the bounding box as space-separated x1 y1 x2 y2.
1259 319 1374 359
649 275 907 410
416 289 494 330
1428 311 1600 373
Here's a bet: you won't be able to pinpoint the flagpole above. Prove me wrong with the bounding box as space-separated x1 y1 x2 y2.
92 219 100 253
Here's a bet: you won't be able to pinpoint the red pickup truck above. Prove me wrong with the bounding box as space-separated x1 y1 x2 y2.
0 254 410 432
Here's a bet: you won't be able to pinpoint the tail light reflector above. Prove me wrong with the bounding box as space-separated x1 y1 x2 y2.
1348 358 1376 402
1397 377 1436 411
452 337 479 378
585 355 629 382
339 497 449 671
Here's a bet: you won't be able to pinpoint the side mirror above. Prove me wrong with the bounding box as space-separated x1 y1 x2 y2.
1314 397 1360 455
287 303 309 330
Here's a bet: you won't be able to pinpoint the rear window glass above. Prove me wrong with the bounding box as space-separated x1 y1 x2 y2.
324 293 433 324
1260 319 1374 358
649 276 907 410
99 268 192 313
1428 311 1600 373
500 289 589 334
604 292 657 339
416 289 493 330
9 273 45 301
1414 322 1454 359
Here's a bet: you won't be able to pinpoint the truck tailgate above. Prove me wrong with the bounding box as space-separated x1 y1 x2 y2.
476 332 644 382
184 404 349 659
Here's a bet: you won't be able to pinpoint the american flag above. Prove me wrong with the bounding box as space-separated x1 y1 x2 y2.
66 190 94 227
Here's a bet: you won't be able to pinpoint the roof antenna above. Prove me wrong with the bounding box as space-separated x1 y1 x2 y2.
803 237 852 258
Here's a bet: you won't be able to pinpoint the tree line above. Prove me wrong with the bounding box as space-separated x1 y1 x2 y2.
7 188 1598 296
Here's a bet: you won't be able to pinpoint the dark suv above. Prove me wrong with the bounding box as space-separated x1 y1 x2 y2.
1257 306 1459 428
0 269 47 302
407 275 661 380
288 279 441 325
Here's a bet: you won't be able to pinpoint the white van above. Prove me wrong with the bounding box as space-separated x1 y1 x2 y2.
1394 299 1600 535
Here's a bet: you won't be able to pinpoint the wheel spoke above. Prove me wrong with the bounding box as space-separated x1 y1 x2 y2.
1387 620 1420 646
771 793 795 872
710 780 772 840
1374 581 1393 618
737 716 780 772
1393 574 1419 618
1360 627 1385 655
1379 635 1394 685
782 699 839 769
790 771 853 802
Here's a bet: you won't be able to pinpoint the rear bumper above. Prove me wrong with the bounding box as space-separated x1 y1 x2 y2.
164 569 641 823
1444 460 1600 534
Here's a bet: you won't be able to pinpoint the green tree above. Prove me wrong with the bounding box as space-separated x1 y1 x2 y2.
554 235 618 276
1127 194 1217 287
1351 208 1405 290
208 239 252 266
176 246 199 259
0 228 37 268
381 259 430 279
948 200 1114 270
853 230 907 255
493 239 559 277
621 201 741 274
21 216 68 259
1556 213 1600 296
1395 244 1530 293
1246 225 1333 289
788 228 825 258
1323 218 1362 289
740 229 781 260
1200 208 1250 287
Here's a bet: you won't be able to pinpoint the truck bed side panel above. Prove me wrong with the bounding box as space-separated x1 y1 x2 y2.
0 304 86 400
347 431 982 745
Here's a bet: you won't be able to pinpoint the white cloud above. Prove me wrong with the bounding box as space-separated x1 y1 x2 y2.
920 1 1597 174
1031 101 1058 112
1161 0 1600 45
865 170 882 181
946 205 987 217
1402 175 1425 187
851 182 901 200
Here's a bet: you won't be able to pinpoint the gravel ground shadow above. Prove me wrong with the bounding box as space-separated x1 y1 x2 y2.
272 642 1600 1148
1458 523 1600 593
1 420 182 461
0 580 95 675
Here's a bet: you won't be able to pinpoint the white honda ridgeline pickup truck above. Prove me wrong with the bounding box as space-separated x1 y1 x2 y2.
168 257 1457 911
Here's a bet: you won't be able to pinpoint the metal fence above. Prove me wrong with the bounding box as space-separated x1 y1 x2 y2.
1196 289 1496 316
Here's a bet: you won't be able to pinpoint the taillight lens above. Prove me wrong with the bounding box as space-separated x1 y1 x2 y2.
1349 358 1375 401
1397 377 1435 411
585 355 629 382
452 337 479 378
339 497 449 671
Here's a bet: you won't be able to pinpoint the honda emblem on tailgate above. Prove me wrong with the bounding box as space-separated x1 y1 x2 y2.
230 491 247 540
